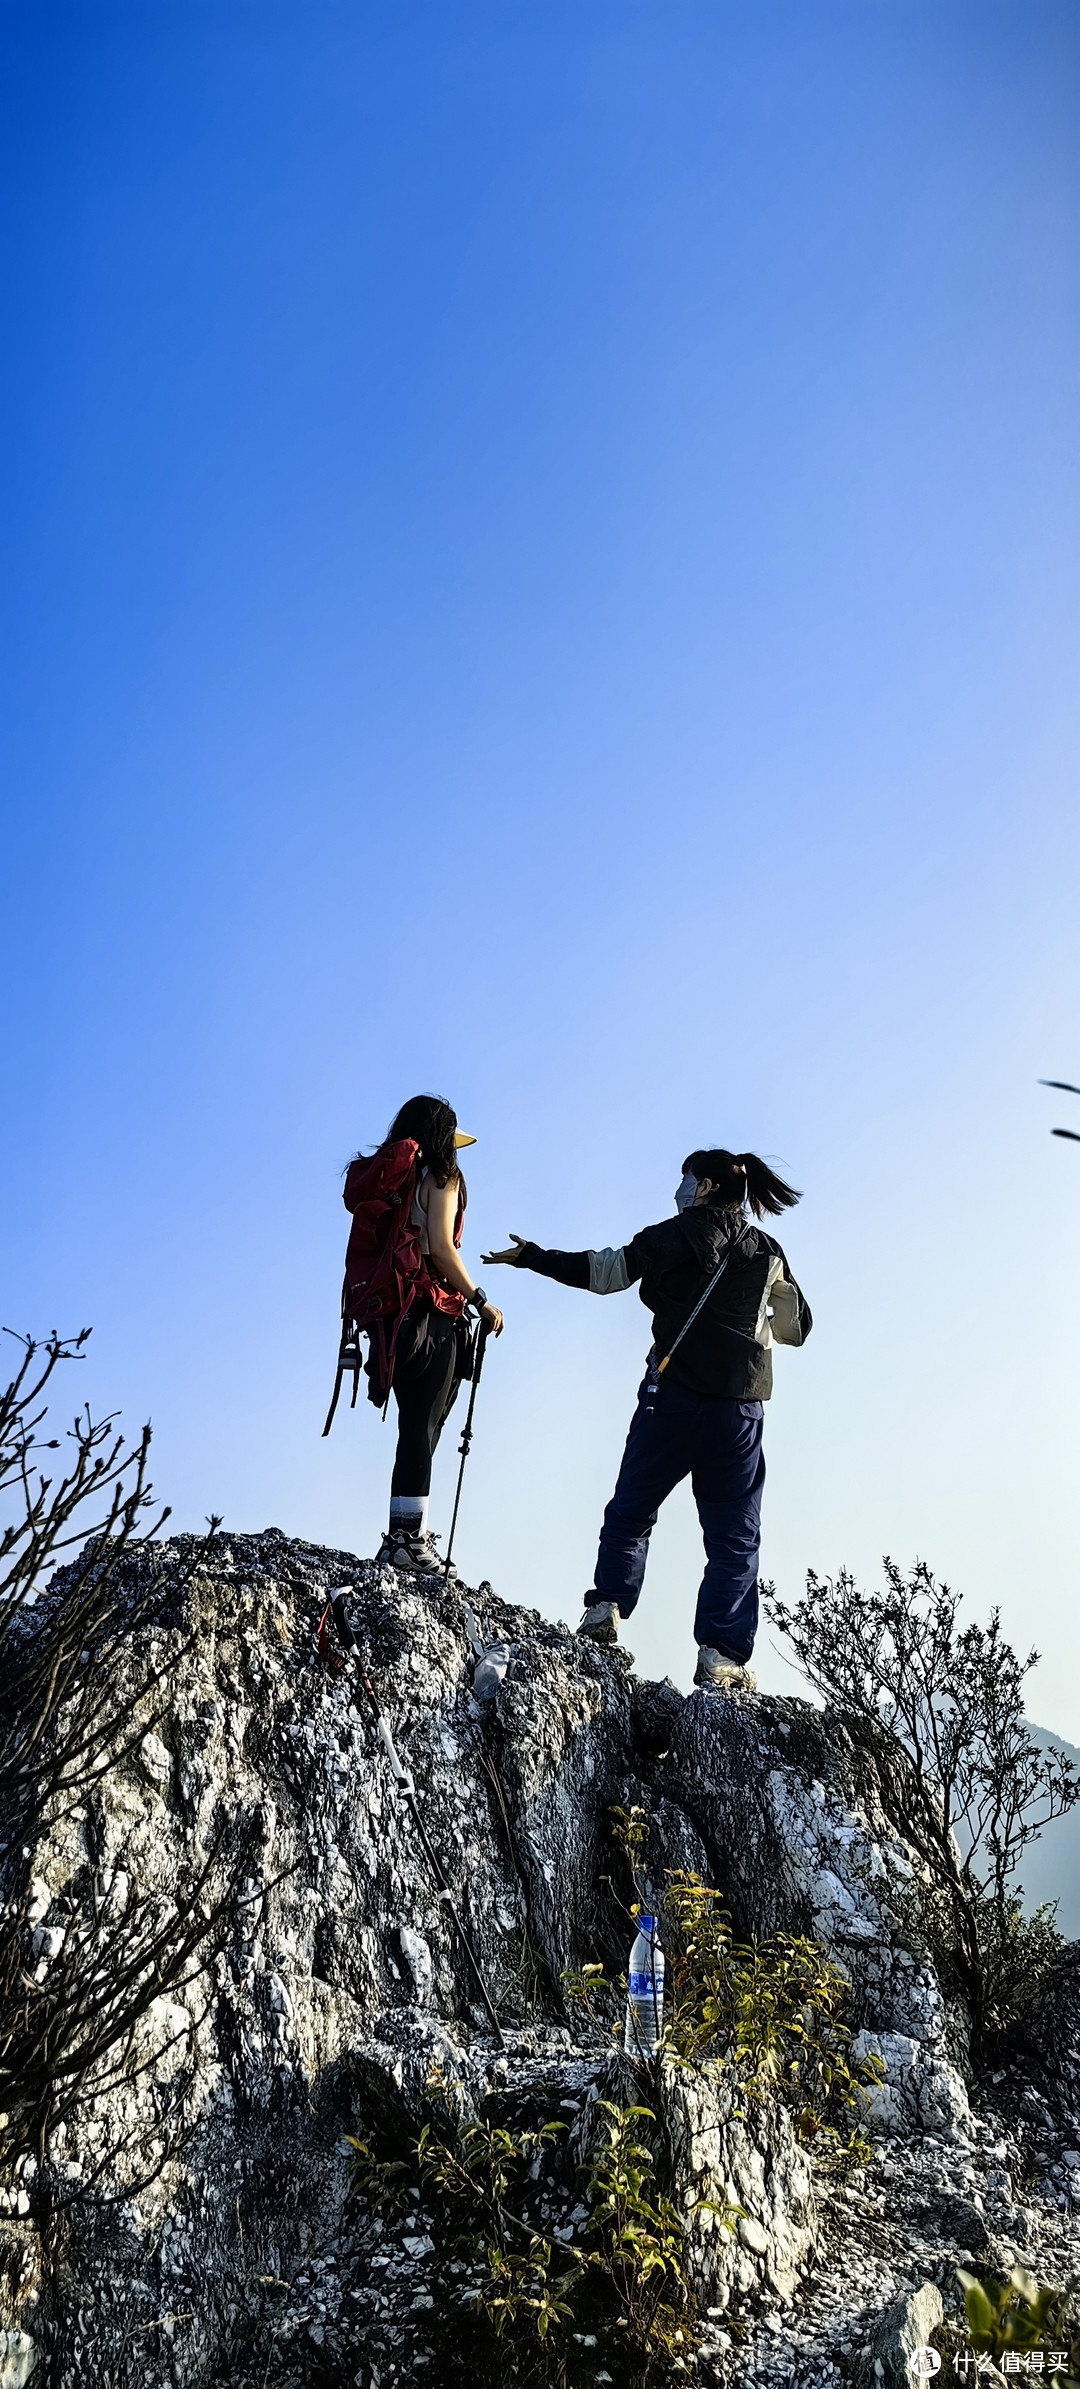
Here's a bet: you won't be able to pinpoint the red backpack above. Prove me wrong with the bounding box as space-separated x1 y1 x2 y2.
322 1138 465 1432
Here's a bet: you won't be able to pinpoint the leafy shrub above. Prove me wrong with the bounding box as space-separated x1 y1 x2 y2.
764 1560 1079 2042
346 2085 733 2384
975 1899 1067 2041
568 1806 880 2158
572 2097 717 2367
662 1871 880 2151
348 2113 571 2352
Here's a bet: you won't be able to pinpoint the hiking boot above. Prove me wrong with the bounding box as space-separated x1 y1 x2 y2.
694 1646 757 1693
576 1600 620 1646
376 1528 457 1581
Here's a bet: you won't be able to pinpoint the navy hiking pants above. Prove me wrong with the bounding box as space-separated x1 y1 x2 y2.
589 1374 766 1663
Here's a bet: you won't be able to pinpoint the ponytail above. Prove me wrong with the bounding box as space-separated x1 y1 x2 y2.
682 1147 801 1219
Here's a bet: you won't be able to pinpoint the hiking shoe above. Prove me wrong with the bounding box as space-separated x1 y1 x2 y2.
576 1600 620 1646
694 1646 757 1693
377 1529 457 1581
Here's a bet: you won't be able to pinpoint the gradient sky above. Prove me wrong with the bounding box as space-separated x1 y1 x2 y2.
3 3 1079 1742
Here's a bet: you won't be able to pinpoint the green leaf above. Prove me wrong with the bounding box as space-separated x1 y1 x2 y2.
963 2282 996 2338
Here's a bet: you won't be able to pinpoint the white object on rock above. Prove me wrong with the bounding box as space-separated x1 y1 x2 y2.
462 1597 511 1698
624 1915 664 2054
472 1640 510 1701
460 1600 486 1660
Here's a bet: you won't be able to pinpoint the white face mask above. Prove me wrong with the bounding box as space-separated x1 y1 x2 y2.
674 1172 697 1214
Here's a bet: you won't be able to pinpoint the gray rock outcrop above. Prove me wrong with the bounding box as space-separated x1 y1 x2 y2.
1 1529 1079 2387
852 2281 943 2385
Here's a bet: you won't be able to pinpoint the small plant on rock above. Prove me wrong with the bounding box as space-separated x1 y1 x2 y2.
345 2089 721 2384
347 2111 571 2380
662 1871 880 2151
570 2097 705 2371
571 1807 880 2155
934 2264 1080 2381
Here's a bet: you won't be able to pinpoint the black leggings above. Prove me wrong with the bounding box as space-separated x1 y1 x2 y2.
388 1311 463 1497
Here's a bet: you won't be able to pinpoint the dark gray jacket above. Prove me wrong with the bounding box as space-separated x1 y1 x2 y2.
517 1208 811 1399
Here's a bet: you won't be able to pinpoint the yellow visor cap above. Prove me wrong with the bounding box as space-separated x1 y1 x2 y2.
453 1130 477 1148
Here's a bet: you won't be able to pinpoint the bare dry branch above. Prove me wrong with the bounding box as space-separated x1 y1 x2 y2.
0 1327 252 2197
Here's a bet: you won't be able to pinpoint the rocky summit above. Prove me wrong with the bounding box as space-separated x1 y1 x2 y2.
3 1529 1080 2389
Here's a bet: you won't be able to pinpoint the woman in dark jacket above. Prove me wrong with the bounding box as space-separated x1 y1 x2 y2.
342 1094 503 1576
483 1148 809 1688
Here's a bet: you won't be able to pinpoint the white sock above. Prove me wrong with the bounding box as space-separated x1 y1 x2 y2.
389 1495 427 1536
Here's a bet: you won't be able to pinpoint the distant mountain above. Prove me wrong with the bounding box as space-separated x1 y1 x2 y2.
1019 1723 1080 1937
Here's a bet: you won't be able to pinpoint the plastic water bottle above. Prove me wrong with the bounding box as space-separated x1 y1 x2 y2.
472 1639 510 1701
624 1914 664 2054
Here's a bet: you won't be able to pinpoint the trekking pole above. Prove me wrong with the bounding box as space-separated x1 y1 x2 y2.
443 1318 490 1579
323 1589 505 2045
652 1221 752 1379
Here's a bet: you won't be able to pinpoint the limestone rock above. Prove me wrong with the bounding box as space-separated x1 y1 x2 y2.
853 2280 944 2386
852 2027 971 2141
0 1529 1076 2386
0 2330 38 2389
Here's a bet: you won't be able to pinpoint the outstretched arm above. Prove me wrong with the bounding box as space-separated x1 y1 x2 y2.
481 1233 638 1294
480 1234 533 1268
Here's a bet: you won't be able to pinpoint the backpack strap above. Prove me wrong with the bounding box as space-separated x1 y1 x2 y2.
322 1299 366 1437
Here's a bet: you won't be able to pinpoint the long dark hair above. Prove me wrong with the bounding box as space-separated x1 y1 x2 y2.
683 1147 800 1219
381 1093 463 1191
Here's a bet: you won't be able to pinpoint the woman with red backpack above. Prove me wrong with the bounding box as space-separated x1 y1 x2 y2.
340 1095 503 1576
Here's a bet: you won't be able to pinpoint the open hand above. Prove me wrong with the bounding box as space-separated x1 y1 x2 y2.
481 1233 529 1267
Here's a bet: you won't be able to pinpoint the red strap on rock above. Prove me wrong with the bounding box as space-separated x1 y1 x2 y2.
315 1601 344 1671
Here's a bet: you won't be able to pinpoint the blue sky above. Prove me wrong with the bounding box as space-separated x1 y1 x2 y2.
3 2 1079 1729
